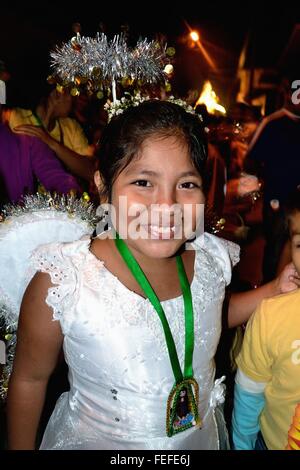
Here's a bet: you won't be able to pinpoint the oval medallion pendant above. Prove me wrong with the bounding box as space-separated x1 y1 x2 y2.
166 378 201 437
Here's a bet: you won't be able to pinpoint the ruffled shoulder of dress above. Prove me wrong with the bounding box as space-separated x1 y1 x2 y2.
191 232 240 286
30 237 93 273
29 238 95 333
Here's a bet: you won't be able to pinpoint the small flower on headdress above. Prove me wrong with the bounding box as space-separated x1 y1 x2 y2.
104 92 150 120
103 92 201 122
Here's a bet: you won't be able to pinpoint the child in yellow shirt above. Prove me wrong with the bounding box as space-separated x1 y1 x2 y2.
232 188 300 450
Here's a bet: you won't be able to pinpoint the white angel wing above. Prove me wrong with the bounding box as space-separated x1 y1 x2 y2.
0 194 97 400
0 208 93 324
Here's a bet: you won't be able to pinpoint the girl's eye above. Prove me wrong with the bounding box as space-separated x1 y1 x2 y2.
292 237 300 248
132 180 151 187
179 182 201 189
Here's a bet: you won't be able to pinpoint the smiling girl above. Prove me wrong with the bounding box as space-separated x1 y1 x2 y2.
7 101 299 450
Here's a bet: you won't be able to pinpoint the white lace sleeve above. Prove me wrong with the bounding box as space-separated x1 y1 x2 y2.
202 233 240 286
29 242 80 334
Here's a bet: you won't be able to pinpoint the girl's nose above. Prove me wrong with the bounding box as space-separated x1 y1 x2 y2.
154 188 177 207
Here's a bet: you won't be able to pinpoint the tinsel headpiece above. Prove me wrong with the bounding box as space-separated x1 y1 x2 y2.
50 32 174 103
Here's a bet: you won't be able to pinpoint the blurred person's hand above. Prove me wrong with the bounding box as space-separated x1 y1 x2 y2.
274 262 300 294
13 125 55 150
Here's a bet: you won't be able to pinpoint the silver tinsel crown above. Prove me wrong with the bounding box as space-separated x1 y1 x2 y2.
50 33 170 100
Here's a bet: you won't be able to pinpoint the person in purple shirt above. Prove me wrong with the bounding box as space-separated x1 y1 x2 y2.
0 65 82 205
0 122 82 205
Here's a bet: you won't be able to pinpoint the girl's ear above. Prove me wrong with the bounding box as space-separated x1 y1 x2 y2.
94 171 108 203
94 170 102 190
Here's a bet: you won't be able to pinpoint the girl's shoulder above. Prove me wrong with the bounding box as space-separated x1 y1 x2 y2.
30 237 101 277
58 117 85 134
3 107 33 128
191 232 240 286
29 237 103 334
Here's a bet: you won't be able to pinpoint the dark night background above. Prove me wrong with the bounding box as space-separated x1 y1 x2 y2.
1 1 300 108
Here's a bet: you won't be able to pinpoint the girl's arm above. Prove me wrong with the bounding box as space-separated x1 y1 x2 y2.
48 137 95 182
228 262 300 327
13 125 95 182
7 272 63 450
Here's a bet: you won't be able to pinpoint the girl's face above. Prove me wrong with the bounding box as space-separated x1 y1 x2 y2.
50 90 72 117
290 212 300 275
109 135 205 260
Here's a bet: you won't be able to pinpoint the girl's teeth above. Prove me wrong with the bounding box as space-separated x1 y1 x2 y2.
150 225 175 234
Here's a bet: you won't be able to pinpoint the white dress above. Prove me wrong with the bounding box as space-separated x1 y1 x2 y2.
31 232 239 450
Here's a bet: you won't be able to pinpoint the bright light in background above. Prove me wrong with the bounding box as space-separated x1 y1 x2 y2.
184 20 216 70
190 31 199 42
195 81 226 115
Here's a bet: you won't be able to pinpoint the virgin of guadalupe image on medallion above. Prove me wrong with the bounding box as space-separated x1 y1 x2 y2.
167 378 200 436
174 387 197 430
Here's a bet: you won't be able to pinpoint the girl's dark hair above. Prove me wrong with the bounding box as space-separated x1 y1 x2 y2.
285 188 300 230
96 100 207 201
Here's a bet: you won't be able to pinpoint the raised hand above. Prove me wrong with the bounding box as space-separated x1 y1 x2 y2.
275 262 300 294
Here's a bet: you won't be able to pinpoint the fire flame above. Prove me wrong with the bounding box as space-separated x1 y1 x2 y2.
195 81 226 115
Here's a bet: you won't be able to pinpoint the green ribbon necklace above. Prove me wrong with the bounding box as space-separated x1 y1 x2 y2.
114 232 201 437
33 112 44 128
